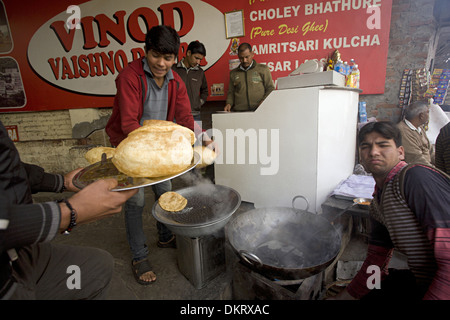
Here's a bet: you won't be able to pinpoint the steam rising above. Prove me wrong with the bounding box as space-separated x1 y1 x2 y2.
155 170 240 227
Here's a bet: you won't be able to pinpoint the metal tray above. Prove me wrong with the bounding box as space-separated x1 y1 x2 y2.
73 151 200 191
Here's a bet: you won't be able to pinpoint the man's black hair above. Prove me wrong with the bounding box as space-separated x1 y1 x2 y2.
237 42 252 53
187 41 206 56
358 121 403 147
145 25 180 56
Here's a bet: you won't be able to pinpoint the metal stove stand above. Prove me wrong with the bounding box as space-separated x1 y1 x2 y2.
231 261 324 300
176 231 226 289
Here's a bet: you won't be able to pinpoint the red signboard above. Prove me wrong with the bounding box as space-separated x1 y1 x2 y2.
0 0 392 112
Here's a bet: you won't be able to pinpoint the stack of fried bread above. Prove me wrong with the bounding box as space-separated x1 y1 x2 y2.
85 120 196 178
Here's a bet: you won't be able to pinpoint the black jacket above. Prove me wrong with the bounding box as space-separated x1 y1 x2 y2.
0 120 63 298
172 60 208 115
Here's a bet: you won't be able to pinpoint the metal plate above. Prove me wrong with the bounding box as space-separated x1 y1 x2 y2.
73 151 200 191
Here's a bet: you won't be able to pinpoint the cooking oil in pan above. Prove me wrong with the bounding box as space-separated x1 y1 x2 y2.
254 239 305 268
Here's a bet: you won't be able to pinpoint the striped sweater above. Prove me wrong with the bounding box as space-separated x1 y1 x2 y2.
347 162 450 299
0 121 64 298
371 163 437 289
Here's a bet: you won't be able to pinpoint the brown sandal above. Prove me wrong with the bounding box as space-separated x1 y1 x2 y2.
157 235 177 248
132 259 156 285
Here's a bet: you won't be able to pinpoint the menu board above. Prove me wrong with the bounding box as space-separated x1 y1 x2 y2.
0 0 392 112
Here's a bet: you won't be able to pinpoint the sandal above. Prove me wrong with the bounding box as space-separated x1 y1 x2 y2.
157 235 177 248
131 259 156 285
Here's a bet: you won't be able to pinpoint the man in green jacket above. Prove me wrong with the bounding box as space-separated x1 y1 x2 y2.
224 43 274 112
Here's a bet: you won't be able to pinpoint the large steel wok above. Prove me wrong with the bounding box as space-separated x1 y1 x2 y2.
226 196 342 280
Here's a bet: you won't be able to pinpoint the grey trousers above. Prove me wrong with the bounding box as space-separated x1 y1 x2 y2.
9 242 114 300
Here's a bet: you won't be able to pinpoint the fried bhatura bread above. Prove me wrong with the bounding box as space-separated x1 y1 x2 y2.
131 119 196 145
193 146 217 168
158 191 187 212
84 147 116 164
112 120 195 178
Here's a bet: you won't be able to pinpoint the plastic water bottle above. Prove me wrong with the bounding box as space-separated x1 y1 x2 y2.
334 60 344 75
359 101 367 123
343 61 350 76
352 64 360 88
346 64 360 88
349 59 355 72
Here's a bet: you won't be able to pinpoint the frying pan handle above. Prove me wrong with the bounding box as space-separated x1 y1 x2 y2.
292 195 310 212
239 250 263 267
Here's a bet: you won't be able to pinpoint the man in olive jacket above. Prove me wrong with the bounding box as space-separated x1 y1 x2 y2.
224 43 274 112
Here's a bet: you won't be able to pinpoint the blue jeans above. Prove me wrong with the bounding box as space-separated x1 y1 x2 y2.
124 180 173 262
